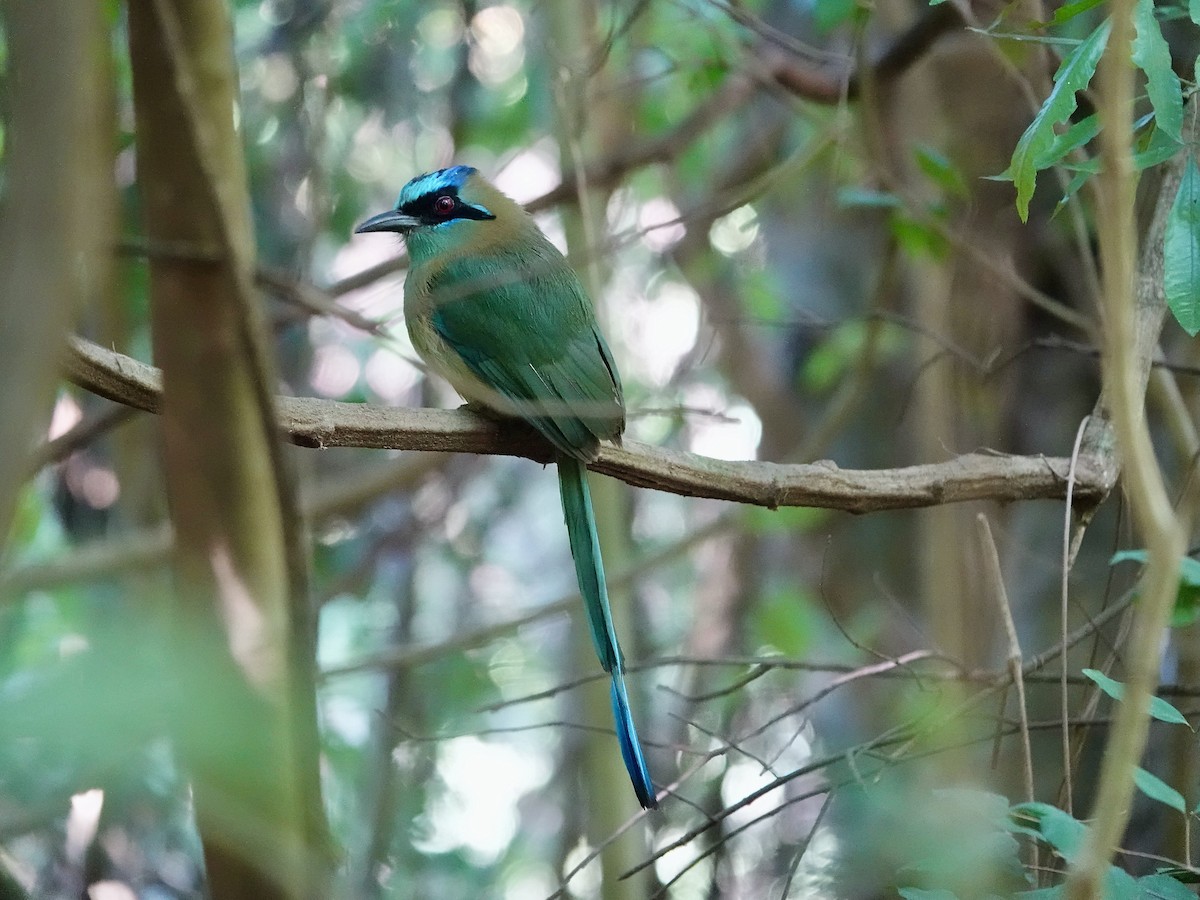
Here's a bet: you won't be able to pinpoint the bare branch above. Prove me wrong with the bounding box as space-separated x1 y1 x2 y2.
65 335 1112 513
762 5 966 105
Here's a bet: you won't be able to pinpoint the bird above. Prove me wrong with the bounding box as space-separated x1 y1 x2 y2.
355 165 657 810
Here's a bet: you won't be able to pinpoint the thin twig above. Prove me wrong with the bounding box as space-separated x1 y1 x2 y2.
1061 416 1091 816
776 790 836 900
976 514 1038 875
28 404 138 471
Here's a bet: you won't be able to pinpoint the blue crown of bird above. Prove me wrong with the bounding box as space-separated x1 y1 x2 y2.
357 166 658 810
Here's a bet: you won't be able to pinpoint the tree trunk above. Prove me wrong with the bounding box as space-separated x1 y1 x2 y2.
126 1 329 896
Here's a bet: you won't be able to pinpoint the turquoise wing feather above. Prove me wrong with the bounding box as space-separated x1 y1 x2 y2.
426 250 657 809
427 251 623 459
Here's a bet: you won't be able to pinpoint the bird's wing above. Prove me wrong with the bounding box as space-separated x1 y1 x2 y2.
427 252 624 460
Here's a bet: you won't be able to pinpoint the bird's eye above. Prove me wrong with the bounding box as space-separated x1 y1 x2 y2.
434 195 456 215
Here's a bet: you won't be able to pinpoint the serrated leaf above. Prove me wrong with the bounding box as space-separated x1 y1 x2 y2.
996 114 1100 188
1082 668 1190 725
1165 155 1200 335
1008 19 1111 221
1045 114 1101 165
1133 0 1183 142
1134 766 1187 812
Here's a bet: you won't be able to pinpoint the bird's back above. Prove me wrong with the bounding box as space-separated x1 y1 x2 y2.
405 220 624 460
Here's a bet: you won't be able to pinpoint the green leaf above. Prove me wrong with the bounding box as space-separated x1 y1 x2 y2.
1105 867 1141 900
1134 873 1199 899
1112 549 1200 626
1133 766 1187 813
1051 168 1093 219
1009 802 1087 862
1154 867 1200 885
814 0 858 32
1008 18 1111 221
743 268 783 321
802 321 869 391
915 145 969 197
1081 668 1190 725
1014 867 1182 899
992 115 1100 184
1165 155 1200 335
1135 124 1184 171
750 589 817 656
837 187 902 209
1133 0 1183 143
1044 114 1102 166
890 212 949 258
934 788 1015 827
1192 0 1200 26
743 505 828 535
1048 0 1106 24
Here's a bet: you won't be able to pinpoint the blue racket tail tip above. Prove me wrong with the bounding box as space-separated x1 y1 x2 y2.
610 674 658 809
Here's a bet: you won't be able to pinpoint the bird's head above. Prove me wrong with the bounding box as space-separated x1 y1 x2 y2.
355 165 520 260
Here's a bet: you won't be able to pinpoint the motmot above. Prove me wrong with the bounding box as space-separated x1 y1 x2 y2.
355 165 657 810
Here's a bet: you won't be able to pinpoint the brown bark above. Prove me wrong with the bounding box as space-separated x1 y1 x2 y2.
126 0 329 896
0 1 110 549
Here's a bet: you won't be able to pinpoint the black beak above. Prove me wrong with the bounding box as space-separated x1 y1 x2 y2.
355 209 421 234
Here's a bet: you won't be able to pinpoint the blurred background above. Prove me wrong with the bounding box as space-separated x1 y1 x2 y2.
2 0 1198 897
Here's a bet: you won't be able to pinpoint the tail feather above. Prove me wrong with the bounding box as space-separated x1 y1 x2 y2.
611 672 658 809
558 455 620 672
558 455 657 810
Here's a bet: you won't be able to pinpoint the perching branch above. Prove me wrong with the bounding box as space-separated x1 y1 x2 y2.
65 334 1111 513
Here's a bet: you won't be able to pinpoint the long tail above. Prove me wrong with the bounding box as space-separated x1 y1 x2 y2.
557 455 657 810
